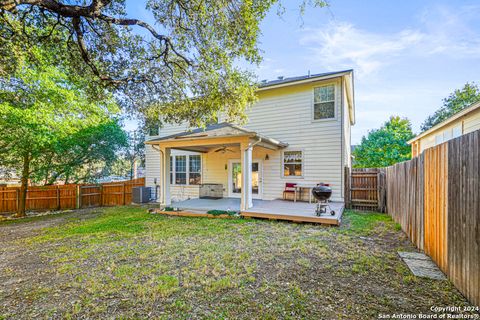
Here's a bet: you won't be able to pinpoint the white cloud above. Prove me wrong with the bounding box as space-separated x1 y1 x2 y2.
300 22 424 76
299 5 480 77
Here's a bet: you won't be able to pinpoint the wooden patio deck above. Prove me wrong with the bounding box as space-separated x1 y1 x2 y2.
170 198 344 225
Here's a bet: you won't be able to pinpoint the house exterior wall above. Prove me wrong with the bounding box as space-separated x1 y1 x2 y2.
411 107 480 157
146 76 352 202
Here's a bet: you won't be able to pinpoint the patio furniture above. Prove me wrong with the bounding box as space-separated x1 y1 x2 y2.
283 183 297 201
294 183 332 203
293 183 318 203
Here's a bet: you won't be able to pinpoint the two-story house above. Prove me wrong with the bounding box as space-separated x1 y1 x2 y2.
145 70 355 212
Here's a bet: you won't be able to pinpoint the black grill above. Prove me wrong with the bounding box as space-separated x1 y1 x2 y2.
311 185 332 202
311 184 335 216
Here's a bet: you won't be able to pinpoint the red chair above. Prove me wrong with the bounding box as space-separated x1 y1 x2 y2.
283 183 297 200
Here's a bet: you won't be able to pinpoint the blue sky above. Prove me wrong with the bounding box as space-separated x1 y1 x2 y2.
125 0 480 144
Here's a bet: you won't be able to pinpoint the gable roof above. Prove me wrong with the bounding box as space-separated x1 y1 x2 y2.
146 122 288 149
408 101 480 144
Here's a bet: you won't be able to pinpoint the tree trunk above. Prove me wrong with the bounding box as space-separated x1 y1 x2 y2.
17 153 30 217
130 158 134 180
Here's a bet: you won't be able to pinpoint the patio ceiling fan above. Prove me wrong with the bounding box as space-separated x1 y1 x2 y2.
214 146 235 153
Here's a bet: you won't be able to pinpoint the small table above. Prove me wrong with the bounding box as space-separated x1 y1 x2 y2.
294 184 318 203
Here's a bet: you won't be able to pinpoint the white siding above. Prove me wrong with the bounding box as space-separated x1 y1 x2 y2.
145 144 161 201
145 76 353 203
242 79 345 201
417 107 480 153
463 108 480 133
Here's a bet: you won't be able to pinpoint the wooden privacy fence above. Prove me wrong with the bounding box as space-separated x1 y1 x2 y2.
0 178 145 213
345 168 386 212
385 130 479 307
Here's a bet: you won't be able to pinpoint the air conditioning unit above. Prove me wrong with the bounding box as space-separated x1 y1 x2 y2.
132 186 152 203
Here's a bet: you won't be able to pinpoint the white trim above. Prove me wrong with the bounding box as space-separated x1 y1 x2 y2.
228 158 263 199
170 154 202 186
311 82 338 123
256 71 352 92
281 149 304 179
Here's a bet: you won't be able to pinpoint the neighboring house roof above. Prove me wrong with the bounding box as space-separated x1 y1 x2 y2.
146 122 288 150
257 69 355 125
408 101 480 144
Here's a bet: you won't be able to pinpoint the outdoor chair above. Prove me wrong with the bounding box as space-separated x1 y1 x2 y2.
283 183 297 201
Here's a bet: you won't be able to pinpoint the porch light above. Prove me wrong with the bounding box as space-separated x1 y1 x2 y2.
265 154 269 160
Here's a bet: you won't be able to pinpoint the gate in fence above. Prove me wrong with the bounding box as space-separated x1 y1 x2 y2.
344 167 386 212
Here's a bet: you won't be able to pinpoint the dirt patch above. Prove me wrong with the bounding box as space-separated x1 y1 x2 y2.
0 207 475 319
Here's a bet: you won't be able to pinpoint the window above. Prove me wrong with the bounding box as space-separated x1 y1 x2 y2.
189 155 202 185
313 85 335 120
283 150 303 177
170 155 202 185
435 134 444 145
175 155 187 185
452 125 462 138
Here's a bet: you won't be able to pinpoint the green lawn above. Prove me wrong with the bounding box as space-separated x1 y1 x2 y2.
0 206 471 319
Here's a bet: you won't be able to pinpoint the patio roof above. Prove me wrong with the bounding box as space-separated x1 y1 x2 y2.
145 122 288 152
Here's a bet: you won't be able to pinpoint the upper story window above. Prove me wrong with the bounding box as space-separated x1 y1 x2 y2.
170 155 202 185
313 85 335 120
283 150 303 177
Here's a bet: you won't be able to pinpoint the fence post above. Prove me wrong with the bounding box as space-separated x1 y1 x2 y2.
377 169 386 213
122 183 126 205
16 189 19 212
76 185 81 209
100 184 103 207
56 186 60 210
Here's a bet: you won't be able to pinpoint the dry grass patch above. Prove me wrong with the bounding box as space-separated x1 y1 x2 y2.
0 206 473 319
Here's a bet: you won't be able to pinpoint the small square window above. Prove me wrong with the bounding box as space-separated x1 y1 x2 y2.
314 85 335 120
452 125 462 138
283 151 303 177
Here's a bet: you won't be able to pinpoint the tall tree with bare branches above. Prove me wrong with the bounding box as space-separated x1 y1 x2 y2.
1 0 327 127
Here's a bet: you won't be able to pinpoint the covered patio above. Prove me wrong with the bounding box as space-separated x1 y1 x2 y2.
146 123 288 211
171 197 344 225
146 122 344 225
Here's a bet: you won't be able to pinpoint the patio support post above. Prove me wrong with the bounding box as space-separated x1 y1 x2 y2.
161 147 171 206
240 142 253 210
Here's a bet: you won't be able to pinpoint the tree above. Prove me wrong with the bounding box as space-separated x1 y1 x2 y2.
105 130 145 179
35 121 128 185
353 116 415 168
0 63 125 216
421 82 480 131
1 0 327 127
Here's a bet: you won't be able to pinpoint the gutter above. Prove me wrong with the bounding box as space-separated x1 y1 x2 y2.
256 72 352 92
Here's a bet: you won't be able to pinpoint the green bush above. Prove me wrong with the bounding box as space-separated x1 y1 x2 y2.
207 210 237 216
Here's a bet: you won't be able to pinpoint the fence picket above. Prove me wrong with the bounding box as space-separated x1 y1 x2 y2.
0 178 145 213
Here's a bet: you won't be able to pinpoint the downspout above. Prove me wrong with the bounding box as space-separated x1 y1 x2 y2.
249 137 262 148
340 79 345 200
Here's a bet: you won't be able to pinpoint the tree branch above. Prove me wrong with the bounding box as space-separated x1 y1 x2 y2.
2 0 193 82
